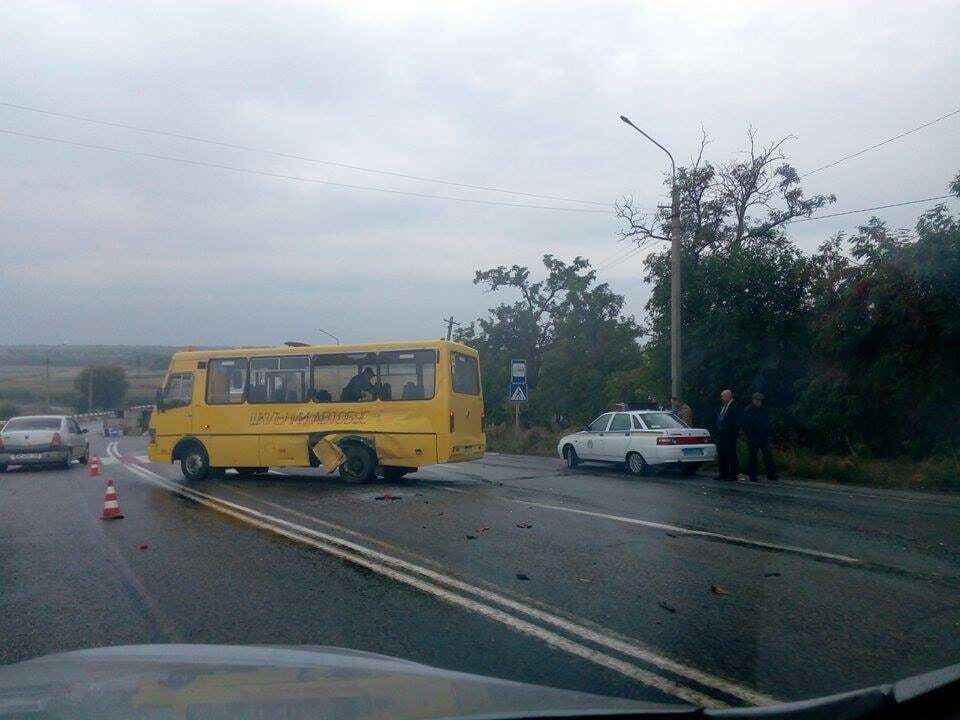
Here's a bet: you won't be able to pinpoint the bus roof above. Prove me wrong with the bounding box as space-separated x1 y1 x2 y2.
170 339 477 361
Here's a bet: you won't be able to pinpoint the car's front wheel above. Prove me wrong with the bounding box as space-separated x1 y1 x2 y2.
563 445 580 469
626 452 648 476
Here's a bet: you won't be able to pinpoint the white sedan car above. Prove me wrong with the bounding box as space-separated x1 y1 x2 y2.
557 410 716 476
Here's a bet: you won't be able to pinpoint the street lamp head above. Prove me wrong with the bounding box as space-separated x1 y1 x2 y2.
619 115 632 124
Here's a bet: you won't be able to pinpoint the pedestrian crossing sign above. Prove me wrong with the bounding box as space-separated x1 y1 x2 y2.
510 385 527 402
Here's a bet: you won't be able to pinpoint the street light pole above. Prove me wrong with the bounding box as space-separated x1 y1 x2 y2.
316 327 340 345
620 115 682 400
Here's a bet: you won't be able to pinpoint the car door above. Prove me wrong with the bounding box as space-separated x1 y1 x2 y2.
602 413 633 461
579 413 612 460
67 418 85 460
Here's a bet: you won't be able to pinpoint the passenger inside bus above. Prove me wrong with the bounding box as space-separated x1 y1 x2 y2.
341 367 377 402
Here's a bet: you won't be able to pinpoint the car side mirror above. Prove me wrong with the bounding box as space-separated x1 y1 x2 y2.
155 389 165 412
582 425 590 432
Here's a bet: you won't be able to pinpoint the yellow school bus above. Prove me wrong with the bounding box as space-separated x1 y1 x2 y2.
148 340 485 482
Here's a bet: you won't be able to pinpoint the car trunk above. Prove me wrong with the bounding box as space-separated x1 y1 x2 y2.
3 429 60 451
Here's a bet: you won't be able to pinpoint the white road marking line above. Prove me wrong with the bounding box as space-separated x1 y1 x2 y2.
108 445 775 707
504 498 861 565
135 455 150 463
99 456 119 466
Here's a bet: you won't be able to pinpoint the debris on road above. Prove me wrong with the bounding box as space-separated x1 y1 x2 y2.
516 522 533 529
138 544 148 550
475 526 490 534
658 601 677 614
577 578 591 583
375 494 402 501
465 534 477 540
515 573 530 581
710 584 729 595
665 532 679 538
764 572 781 577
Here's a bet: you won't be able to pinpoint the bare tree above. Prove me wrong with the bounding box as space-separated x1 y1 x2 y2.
616 128 836 258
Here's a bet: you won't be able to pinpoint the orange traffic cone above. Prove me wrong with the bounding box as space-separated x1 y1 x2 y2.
102 478 124 520
88 456 101 476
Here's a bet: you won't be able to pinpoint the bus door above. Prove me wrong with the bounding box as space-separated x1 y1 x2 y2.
155 371 197 439
195 357 261 468
448 350 484 458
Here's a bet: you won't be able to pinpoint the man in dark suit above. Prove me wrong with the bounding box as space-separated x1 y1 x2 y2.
740 392 778 482
715 388 739 481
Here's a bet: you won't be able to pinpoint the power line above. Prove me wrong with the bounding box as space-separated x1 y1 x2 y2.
789 194 954 222
0 100 610 207
801 108 960 178
597 237 663 273
0 128 611 214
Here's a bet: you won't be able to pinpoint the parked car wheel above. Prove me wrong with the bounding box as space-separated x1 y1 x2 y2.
563 445 579 469
79 448 89 465
626 451 648 476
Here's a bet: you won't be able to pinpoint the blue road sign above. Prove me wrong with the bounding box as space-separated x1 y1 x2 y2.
509 358 527 403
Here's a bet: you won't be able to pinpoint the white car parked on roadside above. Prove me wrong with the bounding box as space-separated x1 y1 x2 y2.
557 410 716 476
0 415 90 471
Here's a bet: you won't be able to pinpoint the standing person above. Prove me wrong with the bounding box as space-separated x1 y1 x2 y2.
741 392 778 482
671 396 693 426
715 389 739 481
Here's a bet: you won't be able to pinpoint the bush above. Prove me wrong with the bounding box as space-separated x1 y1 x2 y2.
0 401 21 419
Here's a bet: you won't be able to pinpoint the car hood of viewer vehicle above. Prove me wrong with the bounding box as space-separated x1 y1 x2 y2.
0 645 957 720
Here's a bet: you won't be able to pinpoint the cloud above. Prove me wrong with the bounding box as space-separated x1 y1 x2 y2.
1 1 957 345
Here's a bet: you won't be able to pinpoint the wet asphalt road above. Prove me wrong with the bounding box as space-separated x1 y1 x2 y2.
2 428 959 708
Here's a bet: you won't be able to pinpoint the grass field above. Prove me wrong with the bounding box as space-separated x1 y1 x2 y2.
0 365 165 415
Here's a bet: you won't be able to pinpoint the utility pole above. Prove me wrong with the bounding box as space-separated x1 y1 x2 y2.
442 316 460 341
88 370 94 413
620 115 682 400
44 349 51 412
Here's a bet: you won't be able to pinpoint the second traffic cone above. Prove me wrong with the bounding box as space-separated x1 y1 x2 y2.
88 456 101 476
102 478 124 520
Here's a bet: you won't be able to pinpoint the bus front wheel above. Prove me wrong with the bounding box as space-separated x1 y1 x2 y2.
180 443 211 481
339 443 376 484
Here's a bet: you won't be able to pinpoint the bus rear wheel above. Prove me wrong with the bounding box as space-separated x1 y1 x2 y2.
339 443 376 484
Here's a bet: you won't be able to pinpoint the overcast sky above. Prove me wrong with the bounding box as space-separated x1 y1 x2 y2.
1 1 957 347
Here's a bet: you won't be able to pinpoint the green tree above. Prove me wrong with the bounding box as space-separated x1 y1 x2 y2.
797 195 960 455
74 365 129 411
459 255 642 425
0 401 21 419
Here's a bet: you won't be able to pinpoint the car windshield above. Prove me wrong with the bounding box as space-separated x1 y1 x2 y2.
2 3 958 715
640 413 685 430
3 417 61 431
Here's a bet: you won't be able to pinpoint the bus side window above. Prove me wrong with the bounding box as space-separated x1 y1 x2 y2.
249 356 309 404
378 350 436 401
312 353 378 403
207 359 247 404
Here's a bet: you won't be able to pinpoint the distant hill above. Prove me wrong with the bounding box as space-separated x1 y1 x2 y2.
0 345 184 371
